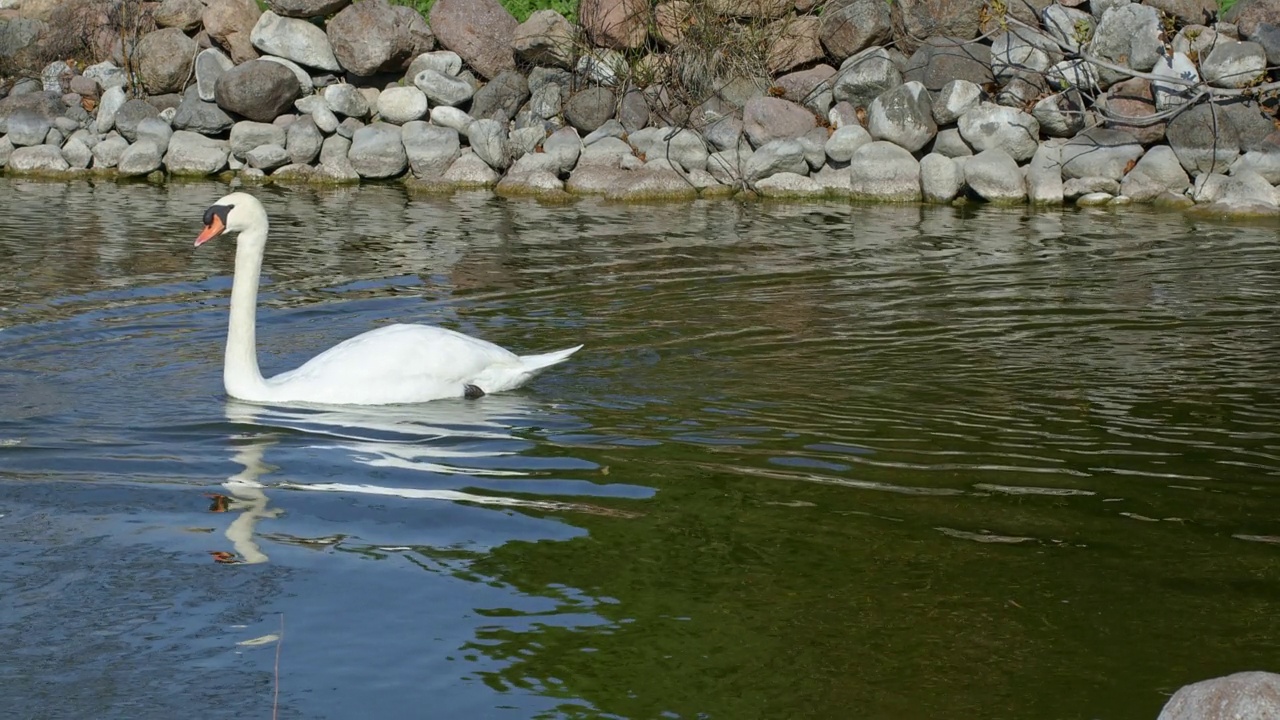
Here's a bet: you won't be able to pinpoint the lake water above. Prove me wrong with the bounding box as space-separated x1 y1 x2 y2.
1 179 1277 720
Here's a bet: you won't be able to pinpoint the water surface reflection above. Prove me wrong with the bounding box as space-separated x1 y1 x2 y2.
1 181 1278 719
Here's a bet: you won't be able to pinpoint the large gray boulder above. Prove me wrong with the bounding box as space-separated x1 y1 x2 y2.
135 117 174 154
442 148 500 186
195 48 235 102
990 28 1060 80
1042 4 1093 51
286 114 323 164
322 84 370 119
934 127 975 158
430 105 474 133
1167 103 1240 175
1202 40 1268 88
260 56 315 98
61 137 93 168
319 133 354 169
1120 145 1190 200
849 141 920 201
466 118 512 170
155 0 206 31
296 96 340 133
412 69 474 107
1060 128 1144 180
867 81 935 152
581 0 647 50
95 86 127 133
512 9 575 69
428 0 518 80
136 28 199 95
408 50 463 79
755 171 826 198
117 141 164 177
1221 100 1274 152
165 130 230 175
831 47 901 109
327 0 434 77
1027 140 1065 205
1232 138 1280 183
174 86 234 135
115 100 160 143
470 70 529 123
347 122 406 178
91 135 129 168
564 87 616 133
629 126 708 172
402 121 461 177
819 0 892 60
246 143 290 171
203 0 264 65
903 36 994 90
1206 169 1280 213
919 152 962 202
932 79 982 125
230 121 287 158
964 148 1025 203
5 110 51 147
0 91 64 129
376 86 428 124
1089 4 1163 87
743 96 818 148
542 127 582 173
250 11 341 71
773 65 836 115
1033 91 1085 138
1162 671 1280 717
824 124 872 164
7 145 69 173
957 103 1040 161
215 60 300 123
579 136 634 167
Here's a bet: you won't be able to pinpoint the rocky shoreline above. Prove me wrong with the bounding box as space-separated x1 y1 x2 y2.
2 0 1280 213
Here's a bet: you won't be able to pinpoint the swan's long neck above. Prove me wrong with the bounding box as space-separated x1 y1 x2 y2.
224 222 270 400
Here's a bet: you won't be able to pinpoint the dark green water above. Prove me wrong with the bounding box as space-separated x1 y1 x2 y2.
1 179 1277 720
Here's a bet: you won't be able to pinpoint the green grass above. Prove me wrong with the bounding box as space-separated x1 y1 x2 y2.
390 0 578 23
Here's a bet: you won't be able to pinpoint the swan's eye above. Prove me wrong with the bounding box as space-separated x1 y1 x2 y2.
202 204 233 230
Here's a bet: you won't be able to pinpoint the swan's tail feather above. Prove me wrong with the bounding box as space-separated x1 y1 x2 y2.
518 344 584 373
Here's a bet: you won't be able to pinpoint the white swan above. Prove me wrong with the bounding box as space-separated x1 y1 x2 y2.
194 192 582 405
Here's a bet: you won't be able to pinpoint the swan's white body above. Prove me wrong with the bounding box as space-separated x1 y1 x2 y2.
198 192 582 405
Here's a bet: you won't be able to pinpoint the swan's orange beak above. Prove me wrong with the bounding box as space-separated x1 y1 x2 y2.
194 215 224 247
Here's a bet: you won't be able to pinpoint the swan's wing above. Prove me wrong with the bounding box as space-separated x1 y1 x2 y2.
268 324 521 402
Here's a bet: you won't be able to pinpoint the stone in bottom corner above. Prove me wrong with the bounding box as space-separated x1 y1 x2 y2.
754 172 826 198
1157 671 1280 720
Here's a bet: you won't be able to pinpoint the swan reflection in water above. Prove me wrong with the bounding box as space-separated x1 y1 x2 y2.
211 395 635 564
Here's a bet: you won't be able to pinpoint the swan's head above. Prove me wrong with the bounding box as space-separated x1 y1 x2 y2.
194 192 267 247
